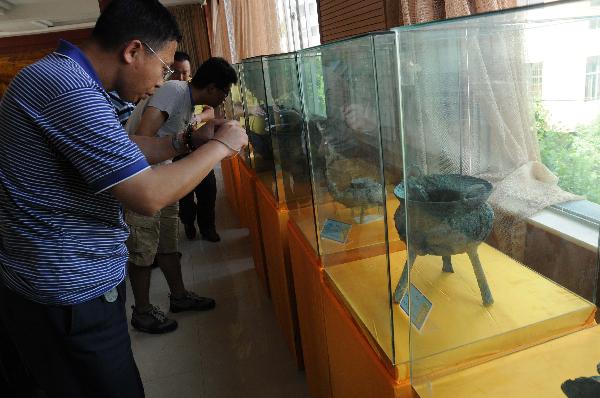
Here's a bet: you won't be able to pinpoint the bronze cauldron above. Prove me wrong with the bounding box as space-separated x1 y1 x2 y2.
393 174 495 306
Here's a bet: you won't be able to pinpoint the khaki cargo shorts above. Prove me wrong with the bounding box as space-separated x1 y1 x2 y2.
125 203 180 266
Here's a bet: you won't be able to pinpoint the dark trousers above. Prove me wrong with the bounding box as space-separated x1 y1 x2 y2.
0 318 43 397
0 281 144 398
179 169 217 233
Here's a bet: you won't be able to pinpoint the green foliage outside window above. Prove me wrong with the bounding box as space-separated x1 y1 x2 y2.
536 101 600 204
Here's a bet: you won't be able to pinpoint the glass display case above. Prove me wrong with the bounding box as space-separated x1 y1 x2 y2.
298 32 402 365
388 0 600 394
292 1 600 391
263 52 317 245
241 56 279 200
229 63 252 167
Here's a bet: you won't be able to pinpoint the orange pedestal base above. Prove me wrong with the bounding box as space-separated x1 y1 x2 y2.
288 220 332 398
322 277 414 398
232 157 244 227
220 157 239 220
256 182 303 369
288 219 414 398
238 160 269 296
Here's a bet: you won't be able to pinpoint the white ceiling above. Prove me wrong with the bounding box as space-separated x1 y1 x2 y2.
0 0 204 37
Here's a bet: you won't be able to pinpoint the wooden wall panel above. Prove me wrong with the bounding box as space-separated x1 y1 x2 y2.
0 28 93 98
319 0 386 43
168 4 212 70
0 2 210 98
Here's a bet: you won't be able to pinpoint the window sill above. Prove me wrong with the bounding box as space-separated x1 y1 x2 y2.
528 205 599 252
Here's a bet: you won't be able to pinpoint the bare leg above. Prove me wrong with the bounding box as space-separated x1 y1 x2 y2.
467 247 494 306
128 262 152 312
157 253 186 299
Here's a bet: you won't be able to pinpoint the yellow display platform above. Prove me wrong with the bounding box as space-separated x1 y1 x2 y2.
256 181 303 369
288 220 332 398
325 244 596 380
415 325 600 398
238 159 269 296
290 195 404 266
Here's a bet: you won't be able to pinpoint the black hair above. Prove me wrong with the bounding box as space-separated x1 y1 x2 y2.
92 0 181 51
174 51 191 63
191 57 238 91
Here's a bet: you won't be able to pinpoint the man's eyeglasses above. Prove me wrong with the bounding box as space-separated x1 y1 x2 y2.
143 42 174 81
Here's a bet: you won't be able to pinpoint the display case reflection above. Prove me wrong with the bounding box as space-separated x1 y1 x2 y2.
230 63 252 166
263 52 315 213
299 33 397 249
241 56 278 199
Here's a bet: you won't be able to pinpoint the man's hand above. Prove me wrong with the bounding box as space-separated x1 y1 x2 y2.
198 106 215 123
211 120 248 156
190 118 226 147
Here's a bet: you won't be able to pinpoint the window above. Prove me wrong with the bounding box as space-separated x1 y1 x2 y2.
536 100 600 208
528 62 543 98
590 19 600 30
554 200 600 226
585 55 600 101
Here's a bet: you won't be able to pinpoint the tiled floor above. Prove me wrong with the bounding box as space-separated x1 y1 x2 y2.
126 166 310 398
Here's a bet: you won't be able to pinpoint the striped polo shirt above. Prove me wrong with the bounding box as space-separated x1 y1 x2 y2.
0 40 150 305
108 91 135 126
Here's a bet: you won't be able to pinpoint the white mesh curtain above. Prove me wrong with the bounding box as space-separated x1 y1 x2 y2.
276 0 321 52
399 0 578 259
206 0 320 63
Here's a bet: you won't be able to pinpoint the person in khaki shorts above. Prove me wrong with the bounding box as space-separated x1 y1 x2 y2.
125 57 238 334
126 203 179 267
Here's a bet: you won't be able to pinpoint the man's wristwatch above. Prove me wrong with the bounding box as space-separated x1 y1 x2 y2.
184 124 198 151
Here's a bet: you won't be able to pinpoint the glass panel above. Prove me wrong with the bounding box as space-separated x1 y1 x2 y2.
223 93 234 121
241 57 279 200
298 33 396 364
263 52 319 249
231 63 253 167
391 1 600 394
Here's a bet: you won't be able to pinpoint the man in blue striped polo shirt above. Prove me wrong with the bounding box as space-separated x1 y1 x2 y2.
0 1 247 397
109 90 136 126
